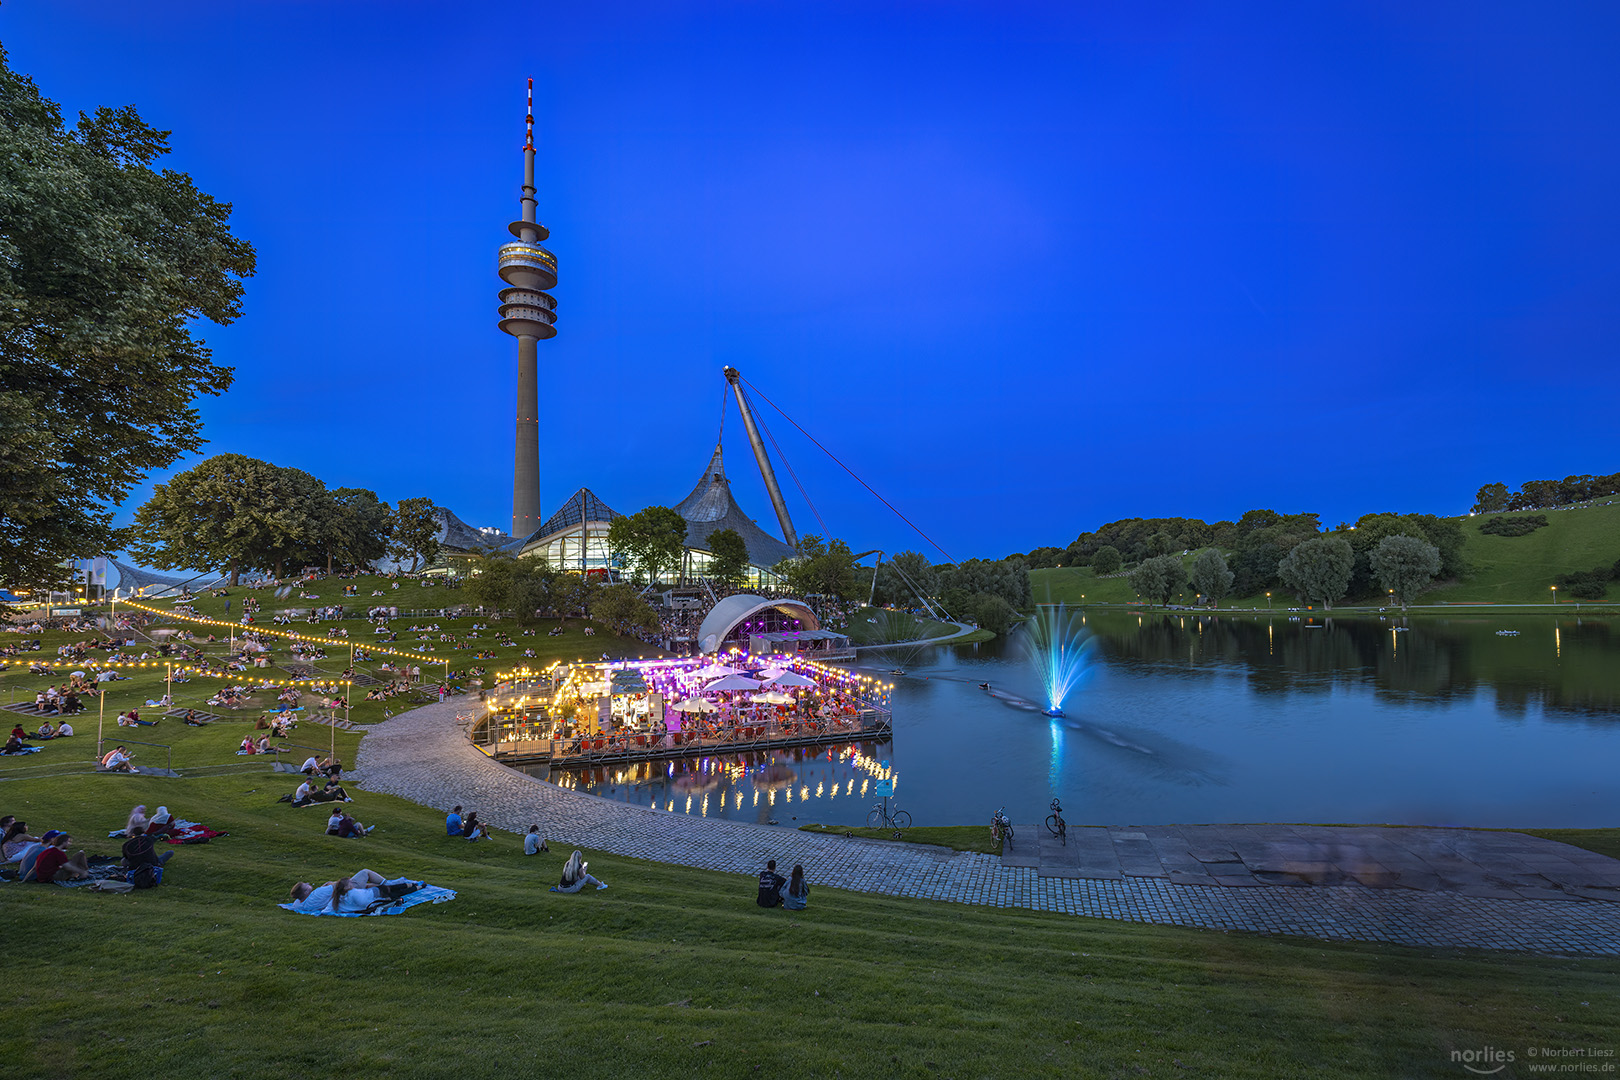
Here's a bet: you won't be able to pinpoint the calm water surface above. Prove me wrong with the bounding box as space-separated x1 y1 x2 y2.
551 612 1619 829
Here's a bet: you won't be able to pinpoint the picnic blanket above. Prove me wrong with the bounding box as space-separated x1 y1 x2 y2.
278 884 455 917
107 819 227 844
1 746 42 755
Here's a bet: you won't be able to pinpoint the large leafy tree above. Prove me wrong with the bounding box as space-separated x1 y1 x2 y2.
1371 534 1442 609
1473 482 1510 514
1190 548 1234 608
589 583 658 635
873 550 939 608
0 51 255 588
323 488 392 572
608 506 688 583
1276 536 1354 609
128 455 323 583
1128 553 1187 607
703 528 750 587
388 497 441 573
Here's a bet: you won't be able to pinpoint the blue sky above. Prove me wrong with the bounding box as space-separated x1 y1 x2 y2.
7 2 1619 561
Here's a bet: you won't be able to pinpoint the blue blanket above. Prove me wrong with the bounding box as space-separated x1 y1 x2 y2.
278 884 455 917
1 746 42 755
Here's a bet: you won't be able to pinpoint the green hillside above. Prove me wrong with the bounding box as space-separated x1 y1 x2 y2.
1031 502 1620 609
1426 501 1620 604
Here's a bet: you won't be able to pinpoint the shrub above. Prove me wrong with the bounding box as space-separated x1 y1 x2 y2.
1479 514 1548 537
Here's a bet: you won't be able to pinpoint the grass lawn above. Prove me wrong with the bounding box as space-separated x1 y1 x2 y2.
2 771 1617 1079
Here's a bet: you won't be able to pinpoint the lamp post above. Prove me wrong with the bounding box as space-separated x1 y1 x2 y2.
1265 592 1271 611
1551 585 1558 607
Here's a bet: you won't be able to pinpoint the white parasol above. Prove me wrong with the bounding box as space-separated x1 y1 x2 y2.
689 663 740 680
703 674 763 693
671 698 717 713
765 671 816 688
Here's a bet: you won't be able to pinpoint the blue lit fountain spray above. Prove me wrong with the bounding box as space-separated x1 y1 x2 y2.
1019 605 1095 717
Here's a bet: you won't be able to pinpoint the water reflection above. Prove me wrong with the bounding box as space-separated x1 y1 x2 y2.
540 612 1619 830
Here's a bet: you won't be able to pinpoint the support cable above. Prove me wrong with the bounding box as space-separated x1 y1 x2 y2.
748 394 832 540
739 376 958 566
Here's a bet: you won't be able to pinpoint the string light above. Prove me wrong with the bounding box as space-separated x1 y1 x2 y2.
119 599 442 662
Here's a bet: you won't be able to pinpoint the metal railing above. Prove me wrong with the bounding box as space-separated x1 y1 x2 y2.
482 709 892 764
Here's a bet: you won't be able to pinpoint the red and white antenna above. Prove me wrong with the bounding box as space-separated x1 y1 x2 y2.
524 76 534 151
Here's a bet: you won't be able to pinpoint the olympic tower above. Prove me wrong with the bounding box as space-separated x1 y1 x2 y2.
497 78 557 538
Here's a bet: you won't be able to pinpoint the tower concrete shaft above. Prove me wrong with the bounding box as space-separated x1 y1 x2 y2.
498 77 557 538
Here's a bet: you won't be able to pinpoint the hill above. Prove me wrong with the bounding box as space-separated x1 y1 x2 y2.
1030 501 1620 608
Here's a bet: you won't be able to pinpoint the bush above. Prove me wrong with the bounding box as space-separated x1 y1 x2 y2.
1479 514 1548 537
1554 561 1620 600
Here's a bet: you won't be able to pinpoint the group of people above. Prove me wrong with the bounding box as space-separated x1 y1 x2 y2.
3 805 176 887
756 859 811 910
287 868 420 913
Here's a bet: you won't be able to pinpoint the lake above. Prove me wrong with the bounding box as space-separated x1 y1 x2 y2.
546 611 1619 830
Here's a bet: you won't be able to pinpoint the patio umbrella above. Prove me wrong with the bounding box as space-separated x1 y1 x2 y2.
703 674 762 693
760 691 794 705
671 698 716 713
690 663 740 680
765 671 816 688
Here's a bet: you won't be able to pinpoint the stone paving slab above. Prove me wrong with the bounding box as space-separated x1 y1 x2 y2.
354 700 1620 956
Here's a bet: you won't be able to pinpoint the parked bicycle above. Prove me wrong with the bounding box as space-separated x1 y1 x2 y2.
1045 797 1066 845
991 807 1014 848
867 799 912 833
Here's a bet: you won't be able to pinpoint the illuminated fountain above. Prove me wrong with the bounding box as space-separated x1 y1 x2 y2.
1018 605 1095 717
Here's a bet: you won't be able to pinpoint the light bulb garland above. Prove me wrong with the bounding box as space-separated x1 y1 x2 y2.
118 599 442 662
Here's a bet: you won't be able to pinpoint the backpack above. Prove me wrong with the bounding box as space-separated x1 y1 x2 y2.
129 864 162 890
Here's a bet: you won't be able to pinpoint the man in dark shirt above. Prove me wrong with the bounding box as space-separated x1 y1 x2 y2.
31 832 90 883
121 824 173 884
756 859 786 907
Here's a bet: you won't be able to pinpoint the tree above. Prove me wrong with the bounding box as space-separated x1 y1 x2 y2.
1091 545 1122 576
704 528 750 587
1473 482 1510 514
0 51 255 588
129 455 323 584
323 488 391 572
607 506 688 583
589 583 659 635
1276 536 1354 609
1148 531 1175 557
1128 554 1187 607
874 550 939 608
388 497 441 573
1190 548 1234 608
1371 534 1441 609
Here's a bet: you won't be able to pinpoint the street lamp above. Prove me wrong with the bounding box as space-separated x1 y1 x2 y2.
1551 585 1557 606
1265 592 1271 611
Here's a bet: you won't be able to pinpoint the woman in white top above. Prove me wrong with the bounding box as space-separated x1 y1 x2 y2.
331 869 388 912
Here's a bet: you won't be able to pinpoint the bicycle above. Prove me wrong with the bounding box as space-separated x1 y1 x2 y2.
867 798 912 835
991 807 1014 849
1045 797 1066 846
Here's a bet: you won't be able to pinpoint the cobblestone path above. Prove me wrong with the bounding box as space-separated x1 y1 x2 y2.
356 701 1620 955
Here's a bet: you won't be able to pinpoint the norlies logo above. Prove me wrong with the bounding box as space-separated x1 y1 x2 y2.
1452 1047 1515 1074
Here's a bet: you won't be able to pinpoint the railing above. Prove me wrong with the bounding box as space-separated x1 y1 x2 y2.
485 709 892 765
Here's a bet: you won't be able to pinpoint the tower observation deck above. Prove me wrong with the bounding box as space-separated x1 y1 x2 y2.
498 78 557 538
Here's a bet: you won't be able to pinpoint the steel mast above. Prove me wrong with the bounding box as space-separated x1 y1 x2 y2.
723 366 798 550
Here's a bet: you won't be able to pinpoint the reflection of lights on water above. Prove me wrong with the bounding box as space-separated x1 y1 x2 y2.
734 791 743 809
846 779 853 796
816 781 824 798
785 786 792 803
701 793 709 818
684 796 692 814
666 800 673 812
799 784 809 801
768 790 776 805
1556 625 1562 659
861 778 869 797
752 790 759 807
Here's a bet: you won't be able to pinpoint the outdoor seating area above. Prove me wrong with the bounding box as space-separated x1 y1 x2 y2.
476 654 892 766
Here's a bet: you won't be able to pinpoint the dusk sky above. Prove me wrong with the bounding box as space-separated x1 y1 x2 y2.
8 2 1619 562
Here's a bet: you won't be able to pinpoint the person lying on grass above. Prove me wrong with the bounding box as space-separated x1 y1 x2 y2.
288 869 392 914
326 809 374 838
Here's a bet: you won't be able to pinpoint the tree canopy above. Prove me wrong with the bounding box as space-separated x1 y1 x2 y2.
388 498 441 573
609 506 688 583
1190 548 1234 608
703 528 750 587
129 455 323 583
0 50 255 588
1371 535 1442 608
1276 536 1354 609
1128 554 1187 607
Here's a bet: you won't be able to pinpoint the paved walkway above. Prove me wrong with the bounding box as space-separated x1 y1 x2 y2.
355 701 1620 956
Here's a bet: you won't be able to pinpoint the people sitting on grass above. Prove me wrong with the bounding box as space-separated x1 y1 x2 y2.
551 850 607 893
23 831 90 883
146 807 175 839
445 806 463 836
9 724 28 743
320 756 343 780
3 820 40 861
523 825 550 855
781 864 810 910
326 808 373 838
125 804 149 836
239 736 258 755
300 756 321 776
32 721 54 740
3 733 31 755
756 859 787 907
100 746 133 772
182 711 206 726
121 824 172 887
460 811 490 842
56 720 73 737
